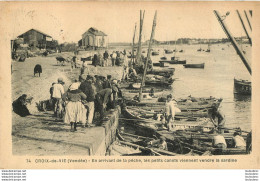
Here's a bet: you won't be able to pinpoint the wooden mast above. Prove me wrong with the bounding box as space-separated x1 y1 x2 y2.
236 10 252 46
131 23 137 66
136 10 145 65
214 10 251 75
139 11 157 102
244 10 252 31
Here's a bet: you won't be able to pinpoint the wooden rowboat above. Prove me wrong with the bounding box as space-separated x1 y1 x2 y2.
183 63 205 69
234 78 251 95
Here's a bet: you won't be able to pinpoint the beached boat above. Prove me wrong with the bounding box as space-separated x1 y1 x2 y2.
234 78 251 95
152 51 159 56
183 63 205 69
147 68 175 78
124 96 222 112
152 62 169 67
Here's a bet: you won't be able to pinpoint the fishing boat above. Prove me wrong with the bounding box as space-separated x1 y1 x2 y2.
205 40 211 52
156 129 249 155
152 62 169 67
233 78 251 95
124 96 222 112
152 51 159 56
169 58 186 64
117 130 199 156
197 42 202 51
147 68 175 78
183 63 205 69
164 49 173 54
160 56 167 60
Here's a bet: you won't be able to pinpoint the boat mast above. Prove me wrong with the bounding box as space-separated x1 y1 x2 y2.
131 23 137 66
139 11 157 102
136 10 145 65
236 10 252 46
244 10 252 31
214 10 251 75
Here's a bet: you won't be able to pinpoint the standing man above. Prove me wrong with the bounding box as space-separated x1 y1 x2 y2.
52 78 65 118
103 75 112 89
211 103 225 133
95 88 112 120
165 94 176 131
79 75 96 127
111 51 117 66
103 51 109 67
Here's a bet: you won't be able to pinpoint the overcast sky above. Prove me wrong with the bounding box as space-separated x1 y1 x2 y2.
7 2 252 43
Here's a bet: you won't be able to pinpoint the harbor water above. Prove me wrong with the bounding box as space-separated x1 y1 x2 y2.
149 43 251 131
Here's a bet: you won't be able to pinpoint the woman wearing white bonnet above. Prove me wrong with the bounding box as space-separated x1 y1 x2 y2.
62 82 87 131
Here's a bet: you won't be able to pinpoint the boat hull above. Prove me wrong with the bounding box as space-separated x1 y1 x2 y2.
234 78 251 95
183 63 205 69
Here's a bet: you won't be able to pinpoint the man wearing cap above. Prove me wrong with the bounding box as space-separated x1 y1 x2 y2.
79 75 96 127
52 78 65 118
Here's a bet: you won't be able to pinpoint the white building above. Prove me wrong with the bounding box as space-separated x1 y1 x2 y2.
81 27 108 48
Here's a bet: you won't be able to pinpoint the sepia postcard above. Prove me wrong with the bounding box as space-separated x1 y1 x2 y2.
0 1 259 169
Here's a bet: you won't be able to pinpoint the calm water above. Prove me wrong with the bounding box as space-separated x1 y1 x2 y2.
149 44 251 131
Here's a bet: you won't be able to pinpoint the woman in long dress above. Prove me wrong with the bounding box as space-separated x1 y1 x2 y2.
62 83 87 131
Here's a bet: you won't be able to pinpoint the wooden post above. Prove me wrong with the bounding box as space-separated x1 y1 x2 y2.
136 10 145 65
214 10 251 75
236 10 252 46
139 11 157 102
131 23 137 66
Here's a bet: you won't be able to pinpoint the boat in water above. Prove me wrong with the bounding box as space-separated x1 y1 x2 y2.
183 63 205 69
152 51 159 56
164 49 173 54
234 78 251 95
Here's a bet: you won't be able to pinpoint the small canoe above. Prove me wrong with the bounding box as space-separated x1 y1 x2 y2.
183 63 205 69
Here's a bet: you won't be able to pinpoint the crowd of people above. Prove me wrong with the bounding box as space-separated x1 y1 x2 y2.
49 74 121 131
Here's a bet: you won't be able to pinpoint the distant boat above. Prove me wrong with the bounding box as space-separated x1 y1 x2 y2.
179 39 184 52
152 51 159 56
160 56 167 60
170 56 186 64
183 63 205 69
153 62 169 67
197 42 202 51
205 40 211 52
164 49 173 54
234 78 251 95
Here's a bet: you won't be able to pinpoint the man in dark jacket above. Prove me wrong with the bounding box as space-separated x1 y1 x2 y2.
79 75 96 127
95 88 112 120
103 75 112 89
